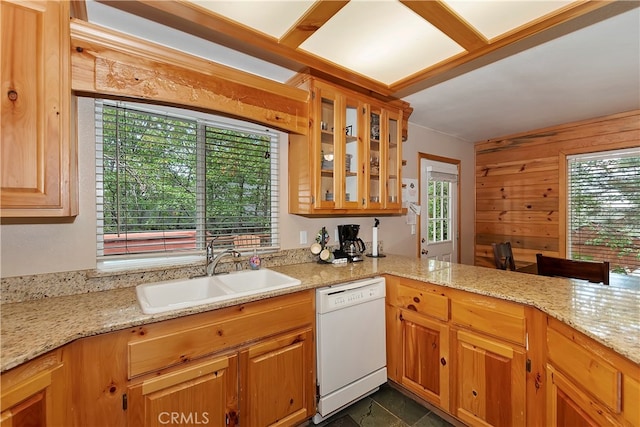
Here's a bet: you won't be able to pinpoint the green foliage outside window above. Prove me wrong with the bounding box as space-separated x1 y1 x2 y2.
569 153 640 274
99 104 276 256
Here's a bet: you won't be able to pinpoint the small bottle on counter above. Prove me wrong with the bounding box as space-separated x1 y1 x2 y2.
249 249 261 270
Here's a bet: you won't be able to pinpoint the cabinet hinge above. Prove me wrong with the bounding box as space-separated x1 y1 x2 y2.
311 195 315 204
122 393 128 410
526 359 532 373
311 92 316 100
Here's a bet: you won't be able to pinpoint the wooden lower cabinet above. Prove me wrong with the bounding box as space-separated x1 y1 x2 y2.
61 290 315 426
385 274 528 425
452 329 526 427
393 308 450 411
0 351 66 427
128 354 237 427
546 318 640 426
547 364 602 426
240 328 315 426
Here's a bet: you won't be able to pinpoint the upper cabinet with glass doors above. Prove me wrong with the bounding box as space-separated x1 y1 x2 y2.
289 76 411 216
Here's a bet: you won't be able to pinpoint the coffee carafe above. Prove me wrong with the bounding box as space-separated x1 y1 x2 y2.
338 224 366 262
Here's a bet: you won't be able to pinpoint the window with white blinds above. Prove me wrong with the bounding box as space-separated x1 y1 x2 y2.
567 148 640 275
95 101 279 263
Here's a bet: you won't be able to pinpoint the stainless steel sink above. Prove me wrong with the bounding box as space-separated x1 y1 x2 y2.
136 269 301 314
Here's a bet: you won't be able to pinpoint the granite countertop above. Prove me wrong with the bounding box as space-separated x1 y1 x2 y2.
2 255 639 372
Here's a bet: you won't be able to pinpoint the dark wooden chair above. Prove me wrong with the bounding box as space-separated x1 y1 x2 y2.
492 242 516 271
535 254 610 285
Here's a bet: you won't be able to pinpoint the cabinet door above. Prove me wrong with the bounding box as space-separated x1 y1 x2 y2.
366 106 383 209
0 364 64 427
315 84 339 209
340 95 363 209
128 354 237 427
0 0 76 217
382 109 402 209
453 329 526 427
546 364 622 427
239 328 314 427
398 309 450 411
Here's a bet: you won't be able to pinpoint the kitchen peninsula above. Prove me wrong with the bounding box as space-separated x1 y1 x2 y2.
2 256 639 426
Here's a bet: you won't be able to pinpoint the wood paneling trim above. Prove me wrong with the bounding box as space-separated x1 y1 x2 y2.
475 222 558 238
476 112 640 153
70 19 309 135
97 0 393 97
391 1 623 96
476 183 558 200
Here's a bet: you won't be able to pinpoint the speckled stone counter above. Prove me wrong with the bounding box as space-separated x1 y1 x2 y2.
2 255 639 372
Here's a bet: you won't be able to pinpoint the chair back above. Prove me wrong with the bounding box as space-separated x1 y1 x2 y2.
535 254 610 285
492 242 516 271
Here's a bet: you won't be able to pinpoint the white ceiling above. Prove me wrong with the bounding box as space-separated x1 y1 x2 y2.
86 1 640 142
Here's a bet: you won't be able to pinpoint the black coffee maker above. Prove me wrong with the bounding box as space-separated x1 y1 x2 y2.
336 224 366 262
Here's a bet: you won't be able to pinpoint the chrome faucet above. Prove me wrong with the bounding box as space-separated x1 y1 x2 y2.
206 239 241 276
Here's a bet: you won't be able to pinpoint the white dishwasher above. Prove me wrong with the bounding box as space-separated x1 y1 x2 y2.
313 277 387 423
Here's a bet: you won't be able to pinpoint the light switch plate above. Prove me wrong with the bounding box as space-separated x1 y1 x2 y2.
300 230 307 245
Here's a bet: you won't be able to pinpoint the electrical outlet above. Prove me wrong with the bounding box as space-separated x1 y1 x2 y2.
300 230 308 245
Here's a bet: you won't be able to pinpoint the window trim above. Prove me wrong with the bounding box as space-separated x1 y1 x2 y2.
95 100 280 272
562 147 639 272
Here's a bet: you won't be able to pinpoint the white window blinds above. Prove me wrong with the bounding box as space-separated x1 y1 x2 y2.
567 148 640 275
96 101 279 260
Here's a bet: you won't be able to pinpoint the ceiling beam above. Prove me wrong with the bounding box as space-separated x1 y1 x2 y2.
96 0 628 100
400 0 487 52
390 0 626 96
279 1 349 49
97 0 393 96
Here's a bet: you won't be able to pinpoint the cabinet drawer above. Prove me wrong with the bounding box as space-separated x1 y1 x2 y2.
450 295 526 346
547 326 621 413
128 292 313 378
388 282 449 321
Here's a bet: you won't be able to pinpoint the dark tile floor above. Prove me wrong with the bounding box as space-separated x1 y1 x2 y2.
312 383 457 427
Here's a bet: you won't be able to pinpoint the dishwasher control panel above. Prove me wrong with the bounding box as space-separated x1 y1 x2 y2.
316 278 385 313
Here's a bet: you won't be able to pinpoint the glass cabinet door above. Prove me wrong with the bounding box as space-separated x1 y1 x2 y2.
317 88 337 208
384 110 402 208
367 107 383 209
342 96 361 208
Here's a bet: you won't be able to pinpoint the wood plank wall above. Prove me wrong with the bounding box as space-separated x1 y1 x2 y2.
474 110 640 269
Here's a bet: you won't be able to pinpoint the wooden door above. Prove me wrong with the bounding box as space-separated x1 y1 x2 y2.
453 329 526 427
399 309 450 411
239 328 314 427
127 354 237 427
0 0 76 217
